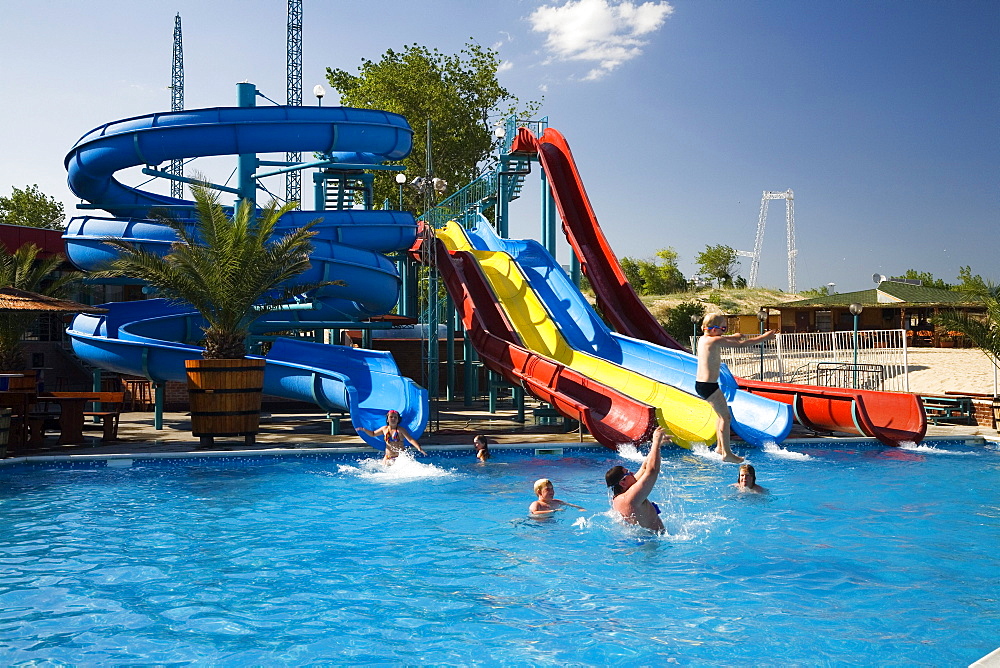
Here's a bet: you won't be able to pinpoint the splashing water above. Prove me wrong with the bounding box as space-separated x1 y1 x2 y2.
763 442 814 460
900 441 979 455
336 451 456 482
616 442 645 462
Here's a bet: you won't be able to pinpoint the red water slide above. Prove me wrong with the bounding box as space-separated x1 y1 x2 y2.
512 127 926 447
423 229 657 450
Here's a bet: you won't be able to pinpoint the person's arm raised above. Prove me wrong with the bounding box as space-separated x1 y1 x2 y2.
620 427 666 505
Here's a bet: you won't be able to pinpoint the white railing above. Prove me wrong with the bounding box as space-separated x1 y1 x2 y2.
691 329 910 392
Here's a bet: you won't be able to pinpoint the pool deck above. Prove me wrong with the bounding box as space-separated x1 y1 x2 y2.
5 397 998 461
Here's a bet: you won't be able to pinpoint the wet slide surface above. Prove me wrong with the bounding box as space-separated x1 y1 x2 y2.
62 106 427 447
437 222 717 448
515 126 926 446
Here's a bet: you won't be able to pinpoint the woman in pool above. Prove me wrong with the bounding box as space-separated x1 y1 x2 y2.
733 463 768 494
529 478 584 515
605 426 668 532
473 434 491 462
356 410 427 464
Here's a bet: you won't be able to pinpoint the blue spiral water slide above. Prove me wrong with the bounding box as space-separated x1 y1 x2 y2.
62 105 427 447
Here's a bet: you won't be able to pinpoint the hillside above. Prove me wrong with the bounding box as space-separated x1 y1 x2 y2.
580 286 804 320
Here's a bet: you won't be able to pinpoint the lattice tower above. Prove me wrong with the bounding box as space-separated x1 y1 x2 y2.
736 189 796 292
168 13 184 199
285 0 303 208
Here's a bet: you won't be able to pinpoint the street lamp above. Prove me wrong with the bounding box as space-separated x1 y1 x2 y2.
849 302 863 388
690 314 701 352
757 307 768 380
313 84 325 106
395 172 406 210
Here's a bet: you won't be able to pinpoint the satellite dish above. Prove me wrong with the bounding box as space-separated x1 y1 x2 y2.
873 273 886 285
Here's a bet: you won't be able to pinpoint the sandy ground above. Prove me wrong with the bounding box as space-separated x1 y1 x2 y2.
906 349 999 395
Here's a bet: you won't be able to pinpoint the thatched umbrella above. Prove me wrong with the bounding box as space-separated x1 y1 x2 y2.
0 287 108 372
0 287 108 315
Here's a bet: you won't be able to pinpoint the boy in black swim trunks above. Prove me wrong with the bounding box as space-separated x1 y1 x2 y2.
696 313 775 463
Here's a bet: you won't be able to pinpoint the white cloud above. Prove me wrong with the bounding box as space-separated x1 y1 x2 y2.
528 0 674 80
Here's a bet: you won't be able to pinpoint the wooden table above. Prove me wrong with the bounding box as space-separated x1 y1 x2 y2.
38 395 89 445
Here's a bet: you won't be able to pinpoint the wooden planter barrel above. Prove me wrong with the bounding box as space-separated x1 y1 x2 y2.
0 408 10 458
185 358 265 446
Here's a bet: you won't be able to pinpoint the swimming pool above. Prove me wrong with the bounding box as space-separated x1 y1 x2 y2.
0 439 997 665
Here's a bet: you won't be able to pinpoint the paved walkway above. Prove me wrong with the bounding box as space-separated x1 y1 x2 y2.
6 397 996 460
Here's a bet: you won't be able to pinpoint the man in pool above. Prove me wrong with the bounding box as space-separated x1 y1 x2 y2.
605 426 668 532
529 478 585 515
733 463 768 494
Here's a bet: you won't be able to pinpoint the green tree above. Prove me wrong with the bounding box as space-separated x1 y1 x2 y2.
620 256 643 292
326 42 539 214
955 265 987 293
936 281 1000 374
0 243 81 369
621 248 687 295
0 184 65 230
96 185 334 359
798 285 832 298
662 301 706 350
695 244 740 287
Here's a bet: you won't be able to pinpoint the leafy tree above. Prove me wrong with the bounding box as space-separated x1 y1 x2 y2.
326 42 539 214
798 285 832 298
935 281 1000 374
0 243 81 369
894 269 951 289
0 184 65 230
620 248 687 295
955 265 987 293
96 185 334 359
662 301 706 350
695 244 740 287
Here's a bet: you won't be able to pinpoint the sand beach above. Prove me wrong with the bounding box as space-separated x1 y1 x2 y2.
906 349 998 396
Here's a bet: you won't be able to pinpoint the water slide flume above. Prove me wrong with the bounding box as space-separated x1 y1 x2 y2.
427 228 656 449
513 126 926 446
436 222 717 449
62 106 428 447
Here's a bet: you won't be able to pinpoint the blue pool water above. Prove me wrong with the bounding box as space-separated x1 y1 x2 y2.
0 439 997 665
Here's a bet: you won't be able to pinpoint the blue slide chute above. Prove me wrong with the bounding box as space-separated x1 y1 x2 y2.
62 106 427 446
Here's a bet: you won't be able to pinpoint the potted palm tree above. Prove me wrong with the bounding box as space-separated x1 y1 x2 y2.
97 184 334 445
0 243 81 372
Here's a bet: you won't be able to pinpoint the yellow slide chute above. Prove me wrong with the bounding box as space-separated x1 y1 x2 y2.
438 222 716 448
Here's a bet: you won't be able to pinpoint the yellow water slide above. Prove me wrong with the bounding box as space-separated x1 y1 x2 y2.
438 222 716 448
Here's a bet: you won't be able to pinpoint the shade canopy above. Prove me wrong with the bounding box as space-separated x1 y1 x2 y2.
0 287 108 314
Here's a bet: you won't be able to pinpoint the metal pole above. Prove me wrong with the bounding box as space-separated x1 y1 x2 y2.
853 314 859 389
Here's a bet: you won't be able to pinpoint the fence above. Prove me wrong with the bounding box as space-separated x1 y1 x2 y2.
691 329 910 392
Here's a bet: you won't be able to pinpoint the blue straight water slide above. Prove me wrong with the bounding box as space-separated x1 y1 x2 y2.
62 106 427 448
464 217 792 447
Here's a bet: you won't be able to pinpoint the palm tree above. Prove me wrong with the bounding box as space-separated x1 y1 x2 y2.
97 184 333 359
0 243 81 370
936 282 1000 373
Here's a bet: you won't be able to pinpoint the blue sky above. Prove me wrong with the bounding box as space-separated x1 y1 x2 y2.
0 0 996 293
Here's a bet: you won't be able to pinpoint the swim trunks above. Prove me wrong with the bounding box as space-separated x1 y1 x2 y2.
651 501 661 515
695 381 719 399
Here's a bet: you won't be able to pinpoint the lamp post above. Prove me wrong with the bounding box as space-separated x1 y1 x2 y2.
395 172 406 210
757 307 768 380
313 84 325 106
849 302 863 388
690 314 701 352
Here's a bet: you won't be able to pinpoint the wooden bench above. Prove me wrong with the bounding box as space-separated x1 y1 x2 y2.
920 394 975 425
44 392 126 442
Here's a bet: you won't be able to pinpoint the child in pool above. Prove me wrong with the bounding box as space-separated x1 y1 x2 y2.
474 434 491 462
696 312 775 463
529 478 584 515
356 410 427 464
733 463 768 494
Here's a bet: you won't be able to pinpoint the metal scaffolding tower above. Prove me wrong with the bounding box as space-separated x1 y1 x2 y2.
168 13 184 199
285 0 303 208
737 189 797 292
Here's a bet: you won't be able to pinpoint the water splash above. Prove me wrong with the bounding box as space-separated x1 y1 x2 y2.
763 442 813 460
616 442 646 462
900 441 978 456
336 452 456 482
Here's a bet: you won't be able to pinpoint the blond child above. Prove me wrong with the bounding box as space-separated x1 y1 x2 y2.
696 313 775 463
529 478 584 515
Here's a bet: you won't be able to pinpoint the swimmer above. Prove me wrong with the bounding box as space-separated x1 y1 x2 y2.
696 312 775 463
473 434 491 462
356 410 427 464
733 463 768 494
605 426 669 532
529 478 584 515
